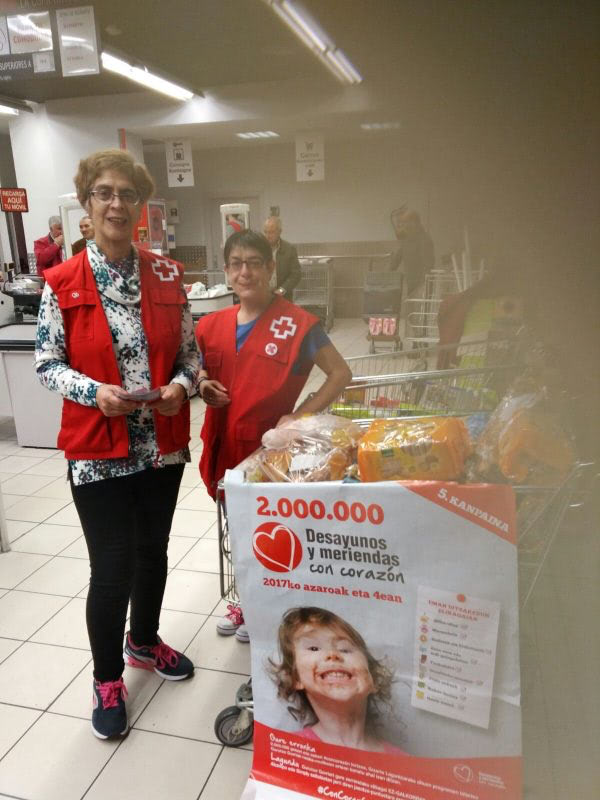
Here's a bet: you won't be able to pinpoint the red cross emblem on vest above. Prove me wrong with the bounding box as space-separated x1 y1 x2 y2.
270 315 297 339
151 258 178 282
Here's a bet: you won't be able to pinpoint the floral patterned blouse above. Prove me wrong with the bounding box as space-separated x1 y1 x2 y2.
35 241 201 485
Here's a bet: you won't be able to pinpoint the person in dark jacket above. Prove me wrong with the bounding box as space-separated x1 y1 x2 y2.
263 216 302 297
71 214 95 255
389 208 434 297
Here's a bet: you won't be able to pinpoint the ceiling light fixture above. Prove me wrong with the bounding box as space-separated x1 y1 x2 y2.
101 52 194 101
263 0 362 85
0 105 19 116
236 131 280 139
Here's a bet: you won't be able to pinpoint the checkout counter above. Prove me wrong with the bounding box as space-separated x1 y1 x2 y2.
0 319 62 449
0 276 62 449
188 291 235 320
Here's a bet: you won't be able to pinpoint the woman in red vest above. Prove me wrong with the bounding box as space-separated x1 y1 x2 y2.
34 150 200 740
196 229 351 640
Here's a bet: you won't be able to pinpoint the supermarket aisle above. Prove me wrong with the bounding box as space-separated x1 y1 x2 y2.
0 318 597 799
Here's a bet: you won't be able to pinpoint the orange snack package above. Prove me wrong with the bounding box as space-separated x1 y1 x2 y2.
358 417 472 482
497 408 575 484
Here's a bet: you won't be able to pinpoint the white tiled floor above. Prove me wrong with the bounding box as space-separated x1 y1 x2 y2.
0 318 597 799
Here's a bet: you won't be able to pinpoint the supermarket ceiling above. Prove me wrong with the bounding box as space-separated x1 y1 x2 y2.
1 0 598 147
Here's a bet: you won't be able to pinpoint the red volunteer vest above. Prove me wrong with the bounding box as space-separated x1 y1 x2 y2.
195 297 319 497
44 248 190 460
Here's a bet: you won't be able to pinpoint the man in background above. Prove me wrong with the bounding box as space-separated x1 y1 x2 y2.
71 215 95 255
34 216 64 275
390 208 434 298
263 215 302 297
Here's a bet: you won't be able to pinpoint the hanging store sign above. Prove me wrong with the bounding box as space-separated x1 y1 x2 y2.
296 133 325 182
0 4 99 81
0 188 28 212
6 11 53 54
56 5 99 76
165 139 195 187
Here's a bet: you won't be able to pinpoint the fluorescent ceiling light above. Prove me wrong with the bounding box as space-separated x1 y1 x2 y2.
280 1 327 52
101 52 194 101
236 131 280 139
328 49 363 84
0 105 18 116
263 0 362 85
361 122 402 131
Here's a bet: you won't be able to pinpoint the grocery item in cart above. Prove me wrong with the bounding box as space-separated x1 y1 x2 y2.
357 417 471 482
240 414 362 483
469 379 575 485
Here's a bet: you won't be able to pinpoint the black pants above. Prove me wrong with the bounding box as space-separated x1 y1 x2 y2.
70 464 184 682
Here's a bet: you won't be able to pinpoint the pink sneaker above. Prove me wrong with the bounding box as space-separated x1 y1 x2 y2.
91 677 128 739
216 603 245 636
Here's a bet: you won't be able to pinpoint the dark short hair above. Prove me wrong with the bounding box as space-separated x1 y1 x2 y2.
269 606 394 731
223 229 272 265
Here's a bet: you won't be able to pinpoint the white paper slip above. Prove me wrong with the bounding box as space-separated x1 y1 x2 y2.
123 388 161 403
411 584 501 729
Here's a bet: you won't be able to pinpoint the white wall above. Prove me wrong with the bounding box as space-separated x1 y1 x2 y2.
145 137 440 262
143 135 504 271
8 96 155 249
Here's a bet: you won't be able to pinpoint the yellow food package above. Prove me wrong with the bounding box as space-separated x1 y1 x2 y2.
497 408 574 484
358 417 471 482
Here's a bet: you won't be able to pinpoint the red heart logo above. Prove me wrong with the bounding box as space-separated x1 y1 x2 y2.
253 522 302 573
453 765 473 784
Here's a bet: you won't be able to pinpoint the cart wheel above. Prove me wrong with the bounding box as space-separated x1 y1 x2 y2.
214 706 254 747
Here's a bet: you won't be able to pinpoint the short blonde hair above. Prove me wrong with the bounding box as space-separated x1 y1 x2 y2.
73 149 155 208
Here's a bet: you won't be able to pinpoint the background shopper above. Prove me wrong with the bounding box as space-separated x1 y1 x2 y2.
71 214 95 255
34 215 64 275
263 215 302 297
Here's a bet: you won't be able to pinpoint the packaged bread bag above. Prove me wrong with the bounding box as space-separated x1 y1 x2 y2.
240 414 362 483
358 416 472 482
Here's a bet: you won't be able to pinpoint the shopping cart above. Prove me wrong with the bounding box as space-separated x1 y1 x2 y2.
212 456 592 747
362 271 403 353
293 258 333 331
343 337 520 380
514 461 594 609
425 268 460 302
331 337 522 420
214 484 254 746
402 296 443 347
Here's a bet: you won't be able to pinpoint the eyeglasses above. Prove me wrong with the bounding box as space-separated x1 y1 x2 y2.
89 187 140 205
226 258 265 271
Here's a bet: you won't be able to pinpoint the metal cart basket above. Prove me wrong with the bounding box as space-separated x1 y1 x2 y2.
293 258 333 331
331 337 522 420
402 296 443 347
344 337 520 380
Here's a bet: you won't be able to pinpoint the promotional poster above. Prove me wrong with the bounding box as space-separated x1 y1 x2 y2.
224 473 522 800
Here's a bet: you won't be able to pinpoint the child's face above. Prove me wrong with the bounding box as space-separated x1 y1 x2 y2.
292 623 375 705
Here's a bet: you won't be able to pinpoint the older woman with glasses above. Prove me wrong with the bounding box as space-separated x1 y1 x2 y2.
195 229 351 640
34 149 200 739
